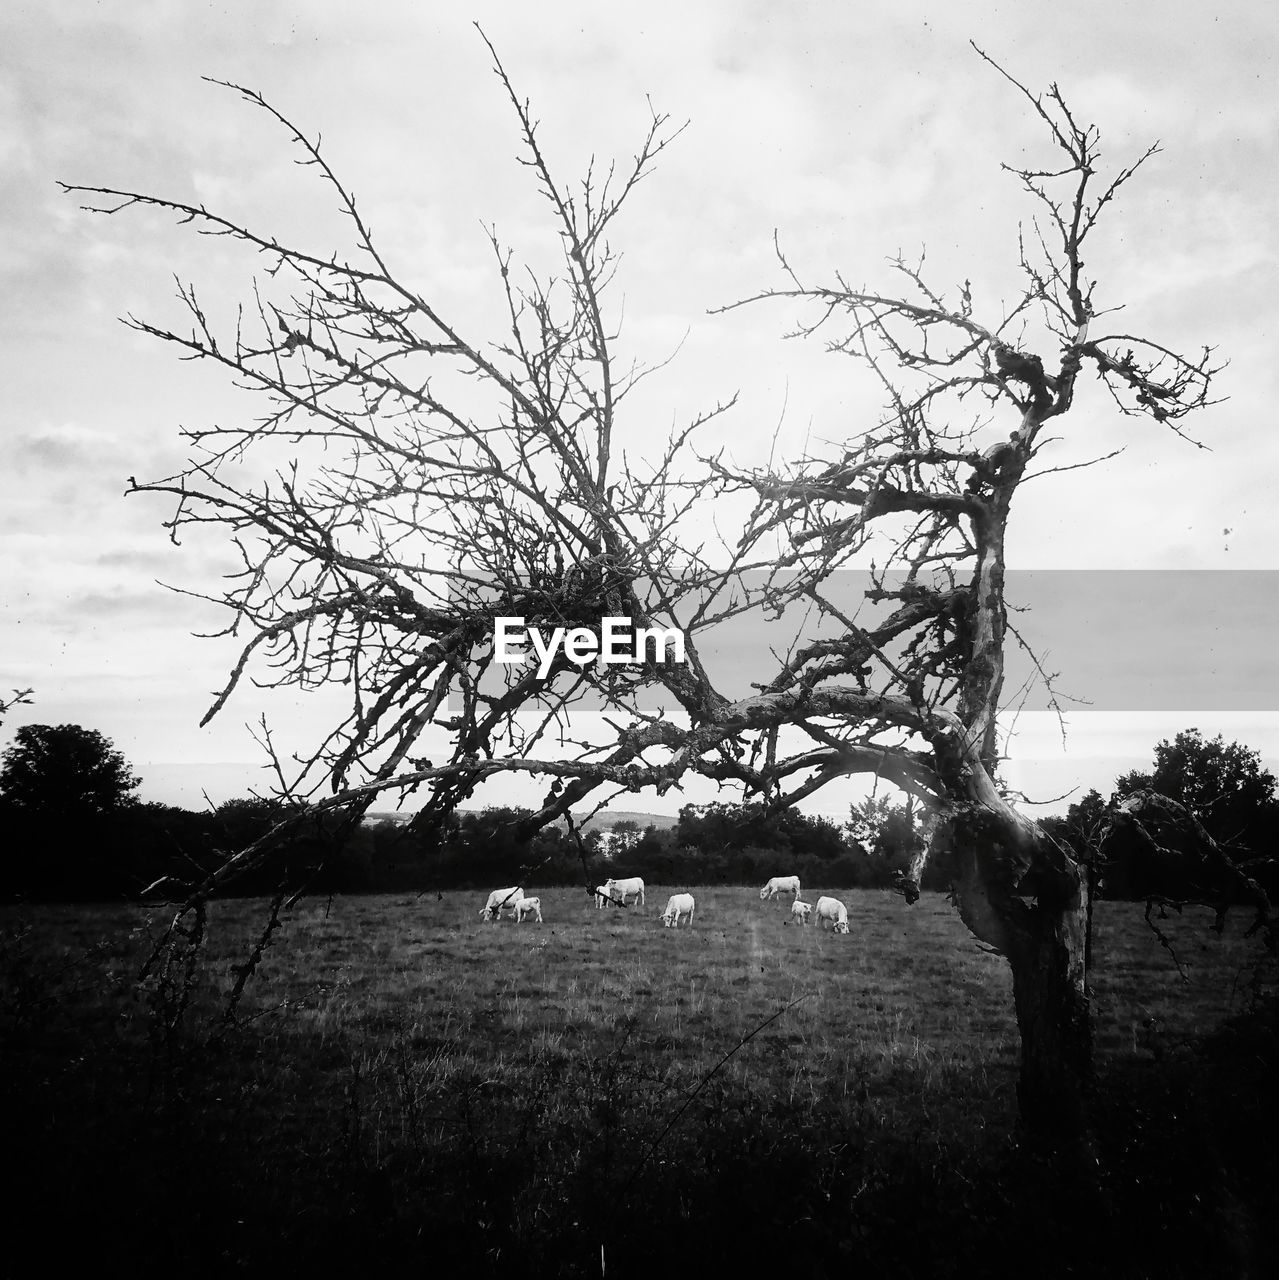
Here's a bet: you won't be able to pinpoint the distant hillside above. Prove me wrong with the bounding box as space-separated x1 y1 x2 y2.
577 810 679 833
364 808 679 831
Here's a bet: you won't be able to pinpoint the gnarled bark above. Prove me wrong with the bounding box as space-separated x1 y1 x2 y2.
942 801 1091 1133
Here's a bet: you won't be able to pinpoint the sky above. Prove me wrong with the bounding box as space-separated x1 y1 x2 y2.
2 0 1277 821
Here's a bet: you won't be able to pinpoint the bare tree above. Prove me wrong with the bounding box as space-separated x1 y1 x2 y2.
0 689 34 725
65 31 749 875
64 36 1262 1134
704 51 1240 1130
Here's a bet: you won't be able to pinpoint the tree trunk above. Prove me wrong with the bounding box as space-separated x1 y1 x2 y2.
948 804 1092 1137
1007 899 1092 1136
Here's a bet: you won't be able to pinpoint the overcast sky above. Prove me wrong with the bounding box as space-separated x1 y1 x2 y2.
2 1 1277 819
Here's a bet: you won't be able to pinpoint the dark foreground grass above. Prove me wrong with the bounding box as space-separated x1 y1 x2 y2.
2 888 1275 1277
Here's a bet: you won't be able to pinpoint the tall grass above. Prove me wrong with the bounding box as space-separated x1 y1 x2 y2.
2 888 1274 1276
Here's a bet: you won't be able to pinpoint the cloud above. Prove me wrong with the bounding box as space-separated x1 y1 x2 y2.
9 425 133 474
3 0 1277 812
94 548 179 570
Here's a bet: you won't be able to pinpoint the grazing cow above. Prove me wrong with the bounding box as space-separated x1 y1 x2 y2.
789 899 812 926
661 892 695 928
514 895 543 924
759 875 801 901
815 895 850 934
594 884 619 909
604 876 645 908
479 886 524 922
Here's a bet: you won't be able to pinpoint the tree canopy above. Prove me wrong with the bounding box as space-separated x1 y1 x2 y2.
1043 731 1279 907
0 722 140 818
1115 728 1279 858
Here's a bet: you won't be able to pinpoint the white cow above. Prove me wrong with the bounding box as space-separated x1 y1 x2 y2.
760 875 801 901
789 899 812 926
594 884 619 909
479 886 524 922
661 892 695 928
815 895 850 934
514 895 542 924
604 876 645 908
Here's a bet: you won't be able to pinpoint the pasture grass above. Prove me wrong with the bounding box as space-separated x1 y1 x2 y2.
2 888 1276 1277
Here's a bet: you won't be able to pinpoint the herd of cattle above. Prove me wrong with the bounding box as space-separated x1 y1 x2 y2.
477 875 851 933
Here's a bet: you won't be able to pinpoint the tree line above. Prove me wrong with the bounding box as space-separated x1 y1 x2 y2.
3 721 1275 903
1041 728 1279 902
0 723 923 898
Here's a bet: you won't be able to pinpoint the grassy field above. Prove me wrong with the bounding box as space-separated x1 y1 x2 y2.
3 887 1276 1276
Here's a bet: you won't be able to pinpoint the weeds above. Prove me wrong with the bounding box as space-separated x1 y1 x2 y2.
1 890 1275 1275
